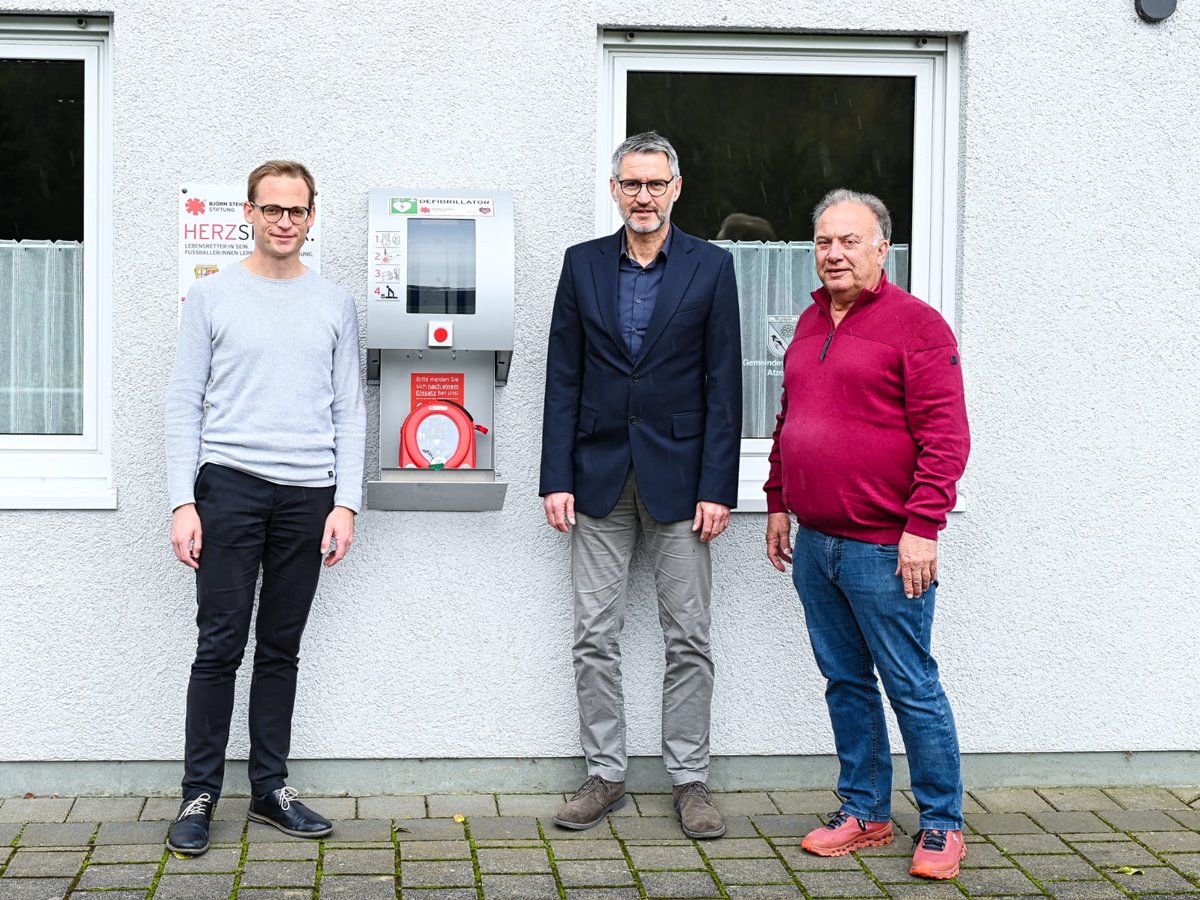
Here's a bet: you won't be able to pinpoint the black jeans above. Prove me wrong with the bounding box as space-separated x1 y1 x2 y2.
182 464 334 800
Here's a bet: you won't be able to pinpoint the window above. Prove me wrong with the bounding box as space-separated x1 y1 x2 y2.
0 16 113 508
599 31 960 510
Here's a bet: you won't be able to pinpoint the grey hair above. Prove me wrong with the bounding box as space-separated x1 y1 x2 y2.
611 131 681 179
812 189 892 244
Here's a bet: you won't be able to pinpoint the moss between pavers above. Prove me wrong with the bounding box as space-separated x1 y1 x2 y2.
319 818 393 842
244 840 318 861
399 839 474 860
74 860 159 890
496 794 567 817
626 841 704 869
475 846 553 875
1071 838 1163 868
0 798 73 824
395 818 469 842
1034 881 1127 898
1105 786 1193 810
722 886 809 899
480 873 562 897
236 858 318 888
401 856 479 888
152 871 236 898
705 838 779 860
550 839 627 861
162 845 243 871
1014 853 1107 883
320 846 396 875
765 790 841 816
67 797 147 823
792 867 887 897
1133 829 1200 853
0 875 77 897
2 848 87 877
318 873 395 898
1102 809 1187 832
638 868 723 897
709 856 793 886
964 812 1044 835
14 821 98 846
1028 810 1114 834
556 858 637 888
470 816 544 843
971 787 1056 814
1038 788 1123 812
692 840 733 899
357 794 427 819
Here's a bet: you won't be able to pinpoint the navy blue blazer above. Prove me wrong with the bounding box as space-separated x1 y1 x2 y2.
539 226 742 522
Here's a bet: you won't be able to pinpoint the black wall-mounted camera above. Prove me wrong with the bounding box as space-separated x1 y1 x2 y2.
1135 0 1177 22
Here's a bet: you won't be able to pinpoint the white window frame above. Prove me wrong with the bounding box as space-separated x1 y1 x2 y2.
1 16 114 509
598 30 961 511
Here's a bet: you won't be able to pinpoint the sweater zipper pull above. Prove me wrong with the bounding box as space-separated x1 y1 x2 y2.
819 327 834 362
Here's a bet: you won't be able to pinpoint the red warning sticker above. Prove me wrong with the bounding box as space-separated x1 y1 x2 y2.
411 372 465 409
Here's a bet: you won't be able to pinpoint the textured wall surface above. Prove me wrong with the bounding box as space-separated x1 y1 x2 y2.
1 0 1197 767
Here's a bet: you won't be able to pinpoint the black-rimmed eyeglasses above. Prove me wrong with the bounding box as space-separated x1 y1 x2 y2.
616 177 676 197
248 202 311 224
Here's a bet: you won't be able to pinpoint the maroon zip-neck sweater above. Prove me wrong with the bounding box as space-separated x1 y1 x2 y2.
764 272 969 543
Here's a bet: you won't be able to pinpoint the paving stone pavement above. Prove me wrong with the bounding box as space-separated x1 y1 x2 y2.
0 786 1197 898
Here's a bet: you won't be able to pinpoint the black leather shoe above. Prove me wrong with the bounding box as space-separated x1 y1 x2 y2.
166 793 214 856
247 786 332 838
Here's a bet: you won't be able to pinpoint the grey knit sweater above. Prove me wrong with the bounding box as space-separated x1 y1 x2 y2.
165 262 366 512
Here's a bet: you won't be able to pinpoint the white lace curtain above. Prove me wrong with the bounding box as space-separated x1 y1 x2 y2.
712 240 910 438
0 240 84 435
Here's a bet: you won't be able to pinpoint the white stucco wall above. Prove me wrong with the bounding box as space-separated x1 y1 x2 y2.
1 1 1197 770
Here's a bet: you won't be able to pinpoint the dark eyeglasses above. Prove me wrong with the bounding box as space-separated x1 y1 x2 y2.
616 177 676 197
248 202 311 224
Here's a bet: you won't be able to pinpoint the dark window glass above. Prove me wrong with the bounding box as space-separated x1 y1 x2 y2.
0 56 85 435
628 71 917 440
627 71 914 244
0 58 84 241
407 218 477 315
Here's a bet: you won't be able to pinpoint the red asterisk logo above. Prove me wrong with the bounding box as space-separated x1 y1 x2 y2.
185 197 206 216
420 206 431 213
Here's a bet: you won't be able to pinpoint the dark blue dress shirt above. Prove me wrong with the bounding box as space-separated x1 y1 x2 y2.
617 228 673 359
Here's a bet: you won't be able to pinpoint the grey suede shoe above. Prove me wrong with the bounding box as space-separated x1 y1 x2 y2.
554 775 627 830
673 781 725 839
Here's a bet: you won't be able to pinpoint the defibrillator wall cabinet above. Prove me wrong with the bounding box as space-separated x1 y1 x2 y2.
366 189 514 511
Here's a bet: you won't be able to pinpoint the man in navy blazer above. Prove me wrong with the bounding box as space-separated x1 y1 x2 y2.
540 132 742 839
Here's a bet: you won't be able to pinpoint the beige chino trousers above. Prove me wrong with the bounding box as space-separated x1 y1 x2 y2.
571 470 714 785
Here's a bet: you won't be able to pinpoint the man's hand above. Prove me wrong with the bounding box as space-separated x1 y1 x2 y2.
322 506 356 568
692 501 730 543
171 503 203 570
766 512 793 572
543 492 576 533
896 531 937 598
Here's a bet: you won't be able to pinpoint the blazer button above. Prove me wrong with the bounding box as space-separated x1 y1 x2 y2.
631 374 640 382
629 416 639 424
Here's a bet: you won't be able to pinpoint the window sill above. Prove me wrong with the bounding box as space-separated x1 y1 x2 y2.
0 477 117 510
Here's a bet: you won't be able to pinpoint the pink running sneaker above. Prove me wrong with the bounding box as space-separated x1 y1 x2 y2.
910 828 966 879
801 810 894 857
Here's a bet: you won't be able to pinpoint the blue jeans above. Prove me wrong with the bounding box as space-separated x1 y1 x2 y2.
791 526 963 831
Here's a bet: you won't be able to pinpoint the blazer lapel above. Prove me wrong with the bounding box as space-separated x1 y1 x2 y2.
638 229 699 361
590 229 633 363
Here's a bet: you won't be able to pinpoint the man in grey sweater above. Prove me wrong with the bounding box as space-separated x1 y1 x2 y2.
163 160 365 856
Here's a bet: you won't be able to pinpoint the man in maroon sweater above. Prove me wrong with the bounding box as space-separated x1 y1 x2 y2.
764 189 970 880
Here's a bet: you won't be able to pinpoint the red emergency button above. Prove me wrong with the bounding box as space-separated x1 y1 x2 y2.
428 321 453 347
